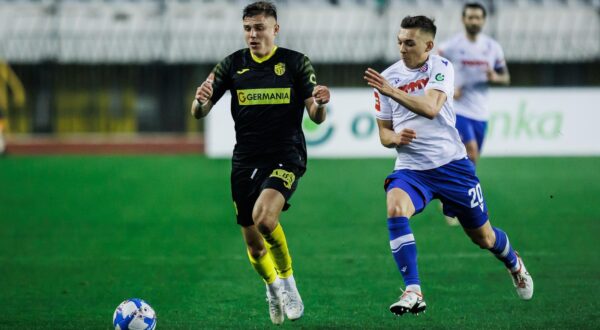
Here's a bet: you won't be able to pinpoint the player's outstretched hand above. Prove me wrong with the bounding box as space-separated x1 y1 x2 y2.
196 72 215 105
364 68 394 97
312 85 330 106
396 128 417 146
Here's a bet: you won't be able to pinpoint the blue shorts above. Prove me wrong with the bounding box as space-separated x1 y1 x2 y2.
455 115 487 152
384 158 489 229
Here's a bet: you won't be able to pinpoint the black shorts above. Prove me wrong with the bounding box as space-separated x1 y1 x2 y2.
231 164 301 227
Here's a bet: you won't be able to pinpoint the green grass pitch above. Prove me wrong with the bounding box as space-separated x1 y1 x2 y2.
1 156 599 329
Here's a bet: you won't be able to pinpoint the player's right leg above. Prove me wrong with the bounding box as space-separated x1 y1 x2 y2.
384 174 430 316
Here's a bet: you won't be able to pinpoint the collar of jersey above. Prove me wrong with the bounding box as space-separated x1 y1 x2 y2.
404 57 430 72
250 46 278 63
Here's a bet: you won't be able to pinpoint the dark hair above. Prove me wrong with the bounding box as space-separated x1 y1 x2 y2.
462 2 487 18
243 1 277 20
400 16 437 38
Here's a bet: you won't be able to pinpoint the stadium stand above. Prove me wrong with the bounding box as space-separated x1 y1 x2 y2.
0 0 598 63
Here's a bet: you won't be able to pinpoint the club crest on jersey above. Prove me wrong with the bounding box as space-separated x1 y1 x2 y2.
418 63 429 73
274 62 285 76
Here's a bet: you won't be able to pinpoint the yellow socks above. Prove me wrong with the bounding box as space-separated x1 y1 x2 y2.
247 249 277 284
262 223 293 278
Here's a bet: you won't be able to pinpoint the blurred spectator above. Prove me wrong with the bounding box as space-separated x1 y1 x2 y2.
0 60 26 154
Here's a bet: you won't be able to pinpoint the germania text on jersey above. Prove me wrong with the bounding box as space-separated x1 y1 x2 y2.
237 88 291 105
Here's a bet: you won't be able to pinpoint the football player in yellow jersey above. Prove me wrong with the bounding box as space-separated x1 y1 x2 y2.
191 1 330 325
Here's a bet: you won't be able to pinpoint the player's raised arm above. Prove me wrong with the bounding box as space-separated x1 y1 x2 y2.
365 68 446 120
191 72 215 119
304 85 330 124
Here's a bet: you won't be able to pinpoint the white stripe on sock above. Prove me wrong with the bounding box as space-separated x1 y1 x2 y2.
392 241 415 254
390 234 415 251
500 237 511 257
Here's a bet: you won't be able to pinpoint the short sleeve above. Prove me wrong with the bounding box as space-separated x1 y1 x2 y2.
296 55 317 101
209 55 233 104
374 90 392 121
425 58 455 99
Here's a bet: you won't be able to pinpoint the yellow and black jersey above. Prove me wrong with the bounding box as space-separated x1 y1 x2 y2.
209 46 317 171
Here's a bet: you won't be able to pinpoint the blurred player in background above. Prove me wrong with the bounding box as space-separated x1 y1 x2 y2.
364 15 532 317
438 2 510 165
437 2 510 226
0 59 26 155
0 109 5 155
191 1 330 325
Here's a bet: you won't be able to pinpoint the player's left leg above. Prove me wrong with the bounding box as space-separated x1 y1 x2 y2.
253 167 303 321
437 158 533 300
242 225 284 325
463 222 533 300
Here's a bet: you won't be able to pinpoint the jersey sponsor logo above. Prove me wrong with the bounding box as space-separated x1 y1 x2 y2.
461 60 488 67
270 169 295 189
374 91 381 111
237 88 291 105
236 68 250 75
435 73 445 81
398 78 429 93
274 62 286 76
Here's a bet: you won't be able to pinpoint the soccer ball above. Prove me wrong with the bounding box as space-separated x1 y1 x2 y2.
113 298 157 330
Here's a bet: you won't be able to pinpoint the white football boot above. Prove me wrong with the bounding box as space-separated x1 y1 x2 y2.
389 290 426 316
281 275 304 321
265 280 284 325
509 253 534 300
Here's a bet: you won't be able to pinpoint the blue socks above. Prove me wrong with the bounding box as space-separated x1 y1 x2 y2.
489 227 519 271
387 217 420 286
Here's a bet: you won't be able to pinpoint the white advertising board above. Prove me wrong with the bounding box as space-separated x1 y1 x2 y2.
206 88 600 158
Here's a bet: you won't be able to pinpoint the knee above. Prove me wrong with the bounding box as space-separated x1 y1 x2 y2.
470 232 495 249
252 206 277 234
247 245 267 260
387 205 410 218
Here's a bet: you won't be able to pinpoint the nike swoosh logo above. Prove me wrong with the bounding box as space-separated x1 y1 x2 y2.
236 68 250 74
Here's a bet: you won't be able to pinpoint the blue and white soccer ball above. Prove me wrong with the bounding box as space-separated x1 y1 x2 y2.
113 298 157 330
